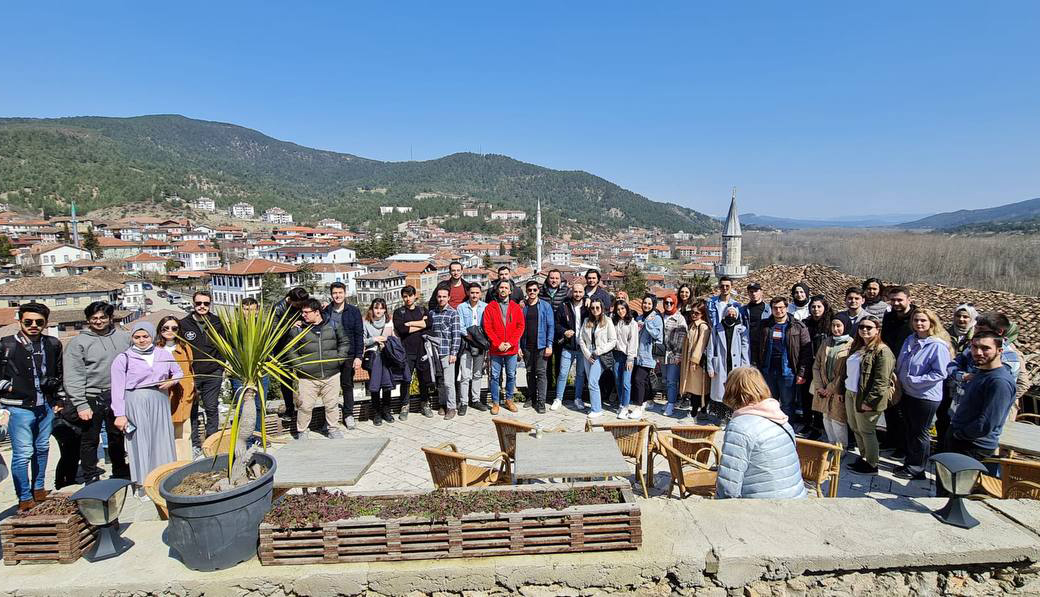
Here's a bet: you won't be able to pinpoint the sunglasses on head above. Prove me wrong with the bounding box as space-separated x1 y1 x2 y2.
195 301 211 306
21 318 45 327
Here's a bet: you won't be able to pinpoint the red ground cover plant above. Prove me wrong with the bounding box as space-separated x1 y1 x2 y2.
265 486 621 529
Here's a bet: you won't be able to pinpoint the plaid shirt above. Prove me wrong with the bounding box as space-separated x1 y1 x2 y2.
428 305 462 357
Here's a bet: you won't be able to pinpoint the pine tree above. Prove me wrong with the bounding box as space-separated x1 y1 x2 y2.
0 235 13 264
620 263 648 299
83 226 101 259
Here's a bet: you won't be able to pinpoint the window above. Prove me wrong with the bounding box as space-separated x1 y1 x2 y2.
56 298 67 306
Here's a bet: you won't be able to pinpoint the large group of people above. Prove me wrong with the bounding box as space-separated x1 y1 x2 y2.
0 262 1032 507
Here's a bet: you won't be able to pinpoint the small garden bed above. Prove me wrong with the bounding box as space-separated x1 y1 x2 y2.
1 496 97 565
259 481 640 565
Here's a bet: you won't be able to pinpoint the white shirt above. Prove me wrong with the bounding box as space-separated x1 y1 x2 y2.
845 351 864 393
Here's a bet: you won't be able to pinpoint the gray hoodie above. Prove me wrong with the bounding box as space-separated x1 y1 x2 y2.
63 326 131 413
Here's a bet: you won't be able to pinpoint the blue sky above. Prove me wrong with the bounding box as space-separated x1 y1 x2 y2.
2 2 1038 218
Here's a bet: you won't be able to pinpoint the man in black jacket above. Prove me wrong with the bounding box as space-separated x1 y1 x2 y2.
272 287 309 428
539 269 570 391
583 269 612 311
485 266 523 304
323 282 364 429
0 304 64 510
178 290 226 457
754 297 812 420
880 285 917 454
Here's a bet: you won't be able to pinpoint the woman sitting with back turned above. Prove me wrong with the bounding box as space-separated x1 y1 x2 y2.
716 367 807 499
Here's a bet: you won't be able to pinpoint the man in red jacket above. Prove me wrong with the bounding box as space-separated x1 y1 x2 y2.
482 279 525 415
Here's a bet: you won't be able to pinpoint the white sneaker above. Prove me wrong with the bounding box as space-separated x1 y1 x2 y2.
550 399 561 411
630 406 644 419
571 398 585 411
587 410 604 419
616 409 629 419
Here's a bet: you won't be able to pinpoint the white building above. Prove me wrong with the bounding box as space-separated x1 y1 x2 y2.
489 209 527 221
317 218 343 230
379 206 412 215
261 245 357 265
309 264 366 298
20 244 93 277
715 192 748 279
175 242 221 271
461 207 479 218
384 253 432 262
229 202 255 219
263 207 294 224
207 259 302 307
124 252 168 275
193 197 216 211
121 278 146 309
355 270 406 310
549 247 571 266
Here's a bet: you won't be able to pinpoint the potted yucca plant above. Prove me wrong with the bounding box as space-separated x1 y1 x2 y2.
158 304 315 571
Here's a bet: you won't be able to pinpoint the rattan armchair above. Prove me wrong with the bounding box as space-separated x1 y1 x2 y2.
422 443 511 488
647 424 720 487
493 417 566 464
794 438 843 498
585 419 653 497
977 458 1040 499
654 431 719 498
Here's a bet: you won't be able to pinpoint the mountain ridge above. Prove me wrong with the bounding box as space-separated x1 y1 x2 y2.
0 114 718 233
897 197 1040 230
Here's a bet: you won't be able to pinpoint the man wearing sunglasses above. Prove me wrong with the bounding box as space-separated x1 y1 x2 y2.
62 301 131 484
179 290 226 458
521 280 555 414
0 304 64 511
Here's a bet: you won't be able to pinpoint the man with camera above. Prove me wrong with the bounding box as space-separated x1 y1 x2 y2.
0 304 65 511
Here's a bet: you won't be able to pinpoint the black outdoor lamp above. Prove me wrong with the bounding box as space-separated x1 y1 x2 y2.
70 478 134 561
929 452 988 529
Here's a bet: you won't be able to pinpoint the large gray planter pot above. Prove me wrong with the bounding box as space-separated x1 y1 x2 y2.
159 452 276 571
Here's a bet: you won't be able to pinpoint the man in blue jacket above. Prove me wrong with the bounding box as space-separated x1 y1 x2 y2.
323 282 364 429
521 280 555 414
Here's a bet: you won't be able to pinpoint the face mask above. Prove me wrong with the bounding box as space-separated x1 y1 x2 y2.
723 315 738 325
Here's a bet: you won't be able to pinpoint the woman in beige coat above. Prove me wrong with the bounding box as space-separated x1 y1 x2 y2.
810 316 852 447
679 299 710 414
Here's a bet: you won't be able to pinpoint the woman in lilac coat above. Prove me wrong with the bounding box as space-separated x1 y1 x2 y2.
111 321 182 491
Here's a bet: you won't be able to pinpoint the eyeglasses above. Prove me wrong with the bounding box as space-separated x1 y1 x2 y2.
194 301 211 306
526 288 538 293
89 316 110 323
161 325 179 332
21 318 45 327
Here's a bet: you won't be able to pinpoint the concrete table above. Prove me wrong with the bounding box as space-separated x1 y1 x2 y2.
513 430 630 483
273 437 389 490
999 421 1040 457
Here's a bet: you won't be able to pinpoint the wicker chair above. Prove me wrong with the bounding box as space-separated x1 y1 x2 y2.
201 429 270 457
142 460 191 520
654 431 719 498
795 438 843 498
647 424 720 486
422 443 511 488
585 419 653 497
977 458 1040 499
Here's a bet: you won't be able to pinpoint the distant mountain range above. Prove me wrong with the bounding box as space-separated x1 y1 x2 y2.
733 213 932 229
897 197 1040 230
0 114 718 233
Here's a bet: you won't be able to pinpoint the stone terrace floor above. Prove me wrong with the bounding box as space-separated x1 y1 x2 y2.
0 368 932 525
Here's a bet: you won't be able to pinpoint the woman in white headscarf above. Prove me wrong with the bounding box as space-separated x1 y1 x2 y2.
110 321 182 491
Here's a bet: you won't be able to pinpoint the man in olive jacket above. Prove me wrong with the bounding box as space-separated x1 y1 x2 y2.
754 297 812 420
291 299 349 438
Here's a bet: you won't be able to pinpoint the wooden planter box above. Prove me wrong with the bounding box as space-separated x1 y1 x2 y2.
259 482 640 565
1 499 97 565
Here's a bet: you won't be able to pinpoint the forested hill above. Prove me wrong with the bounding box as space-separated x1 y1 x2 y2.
897 197 1040 230
0 114 717 232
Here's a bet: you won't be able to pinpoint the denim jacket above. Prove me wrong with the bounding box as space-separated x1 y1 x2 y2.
636 312 663 368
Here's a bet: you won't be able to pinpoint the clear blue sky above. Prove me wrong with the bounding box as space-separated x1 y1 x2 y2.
3 2 1038 218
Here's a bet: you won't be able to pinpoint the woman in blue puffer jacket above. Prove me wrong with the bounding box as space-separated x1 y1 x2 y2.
716 367 807 499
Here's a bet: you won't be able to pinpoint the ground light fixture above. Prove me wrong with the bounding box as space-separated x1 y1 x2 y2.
70 478 134 561
929 452 988 529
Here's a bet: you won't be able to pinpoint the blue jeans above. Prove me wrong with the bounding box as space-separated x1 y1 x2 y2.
230 376 271 434
612 353 633 408
555 348 586 403
7 405 54 501
664 363 681 405
489 355 517 405
764 370 797 419
583 357 605 413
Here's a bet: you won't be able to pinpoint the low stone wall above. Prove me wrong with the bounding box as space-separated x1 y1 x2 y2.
2 496 1039 596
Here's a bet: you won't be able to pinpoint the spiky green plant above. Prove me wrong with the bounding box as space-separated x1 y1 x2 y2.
195 305 321 484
